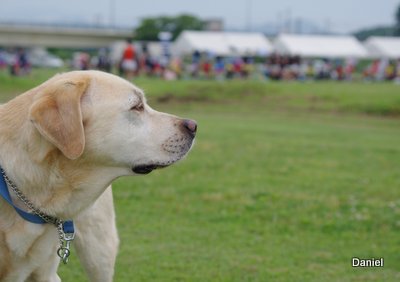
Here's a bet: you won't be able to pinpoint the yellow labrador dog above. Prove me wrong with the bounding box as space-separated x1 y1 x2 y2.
0 70 197 281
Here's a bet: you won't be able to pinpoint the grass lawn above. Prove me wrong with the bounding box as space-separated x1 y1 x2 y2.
1 69 400 281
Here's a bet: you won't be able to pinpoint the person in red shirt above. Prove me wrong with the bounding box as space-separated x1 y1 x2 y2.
202 60 212 78
121 39 137 79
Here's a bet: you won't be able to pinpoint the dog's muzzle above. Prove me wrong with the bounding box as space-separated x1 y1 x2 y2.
132 119 197 175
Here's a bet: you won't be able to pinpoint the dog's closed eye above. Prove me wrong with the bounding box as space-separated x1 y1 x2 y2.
130 102 144 112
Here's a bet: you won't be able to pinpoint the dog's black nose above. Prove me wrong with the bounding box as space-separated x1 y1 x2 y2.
183 119 197 137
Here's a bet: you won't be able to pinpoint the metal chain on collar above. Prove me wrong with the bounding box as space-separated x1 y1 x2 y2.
1 168 74 264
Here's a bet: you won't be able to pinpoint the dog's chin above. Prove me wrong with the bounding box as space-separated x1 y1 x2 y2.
132 164 168 175
132 143 195 175
132 153 190 175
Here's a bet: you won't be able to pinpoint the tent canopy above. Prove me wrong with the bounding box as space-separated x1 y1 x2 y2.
274 34 369 59
364 36 400 59
173 31 274 57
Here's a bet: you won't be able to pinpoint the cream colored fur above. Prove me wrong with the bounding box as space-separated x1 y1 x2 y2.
0 70 195 281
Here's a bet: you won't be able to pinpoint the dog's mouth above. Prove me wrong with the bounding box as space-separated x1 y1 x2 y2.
132 139 195 175
132 164 168 174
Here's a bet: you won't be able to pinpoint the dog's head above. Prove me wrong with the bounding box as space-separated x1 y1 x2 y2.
29 71 196 175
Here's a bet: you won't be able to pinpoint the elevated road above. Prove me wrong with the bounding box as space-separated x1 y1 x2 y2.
0 23 133 48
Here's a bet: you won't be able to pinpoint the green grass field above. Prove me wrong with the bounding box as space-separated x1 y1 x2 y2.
1 69 400 281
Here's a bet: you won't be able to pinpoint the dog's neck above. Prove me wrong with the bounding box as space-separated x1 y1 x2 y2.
0 93 126 219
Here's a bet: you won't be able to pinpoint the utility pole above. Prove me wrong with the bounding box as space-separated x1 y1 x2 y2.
285 8 292 33
246 0 252 31
109 0 116 27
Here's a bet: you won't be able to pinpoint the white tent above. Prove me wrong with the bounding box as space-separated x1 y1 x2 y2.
173 31 274 56
364 36 400 59
274 34 368 58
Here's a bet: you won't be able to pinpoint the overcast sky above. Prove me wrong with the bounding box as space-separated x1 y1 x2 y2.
0 0 399 33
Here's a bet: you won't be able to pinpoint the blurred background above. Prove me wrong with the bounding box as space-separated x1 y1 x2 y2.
0 0 399 80
0 1 399 281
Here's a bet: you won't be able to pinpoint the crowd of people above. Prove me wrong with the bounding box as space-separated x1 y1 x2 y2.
179 53 400 82
263 54 400 82
263 54 357 81
363 59 400 81
0 48 30 76
2 42 400 83
103 41 400 82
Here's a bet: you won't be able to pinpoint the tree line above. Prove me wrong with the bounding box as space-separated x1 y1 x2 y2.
133 5 400 42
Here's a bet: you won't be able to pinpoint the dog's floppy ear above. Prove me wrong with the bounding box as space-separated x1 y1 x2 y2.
29 76 89 160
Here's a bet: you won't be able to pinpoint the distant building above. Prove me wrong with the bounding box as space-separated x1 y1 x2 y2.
203 19 224 32
274 34 368 58
364 36 400 59
173 31 274 57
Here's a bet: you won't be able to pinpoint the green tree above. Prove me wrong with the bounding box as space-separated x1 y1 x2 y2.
134 14 204 41
354 26 395 40
396 4 400 36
